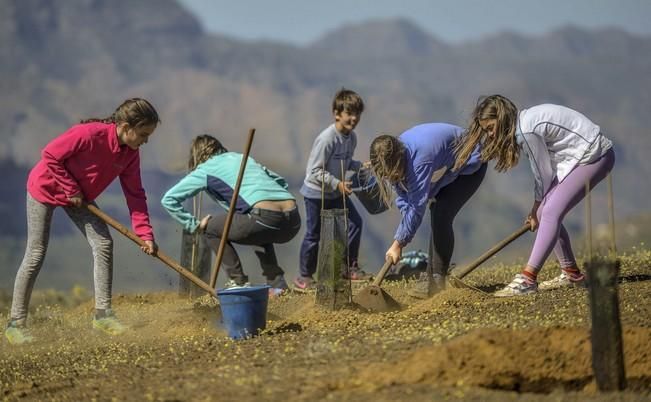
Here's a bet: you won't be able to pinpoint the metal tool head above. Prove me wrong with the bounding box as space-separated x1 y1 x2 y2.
447 275 488 294
353 284 401 313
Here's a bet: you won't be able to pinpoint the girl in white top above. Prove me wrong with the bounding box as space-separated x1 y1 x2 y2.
454 95 615 296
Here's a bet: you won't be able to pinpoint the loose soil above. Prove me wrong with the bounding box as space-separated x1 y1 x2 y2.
1 250 650 401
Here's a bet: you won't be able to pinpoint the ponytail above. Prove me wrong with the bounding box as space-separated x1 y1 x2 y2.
81 98 160 129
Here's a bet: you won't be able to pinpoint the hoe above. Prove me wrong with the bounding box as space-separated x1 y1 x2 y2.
448 223 531 291
354 259 401 313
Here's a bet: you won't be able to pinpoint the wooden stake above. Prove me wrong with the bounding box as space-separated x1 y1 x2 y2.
586 257 627 391
190 194 201 275
180 193 211 298
607 174 617 256
584 174 626 391
585 180 592 263
341 159 352 303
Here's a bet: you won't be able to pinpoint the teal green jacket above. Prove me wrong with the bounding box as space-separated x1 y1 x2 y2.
161 152 295 233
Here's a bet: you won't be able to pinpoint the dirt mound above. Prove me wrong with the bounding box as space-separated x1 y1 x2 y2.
347 327 651 393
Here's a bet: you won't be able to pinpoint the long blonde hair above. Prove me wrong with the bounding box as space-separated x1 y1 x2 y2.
188 134 227 171
369 134 406 208
453 95 520 172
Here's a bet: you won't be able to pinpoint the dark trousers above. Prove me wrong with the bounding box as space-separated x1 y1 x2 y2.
204 207 301 283
429 163 487 276
299 197 362 278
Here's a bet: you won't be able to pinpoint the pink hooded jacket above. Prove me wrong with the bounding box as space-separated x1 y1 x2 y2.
27 122 154 240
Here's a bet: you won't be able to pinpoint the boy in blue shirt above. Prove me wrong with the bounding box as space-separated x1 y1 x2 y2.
294 88 370 290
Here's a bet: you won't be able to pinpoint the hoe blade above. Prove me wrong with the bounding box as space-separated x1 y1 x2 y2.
354 285 401 313
447 275 487 294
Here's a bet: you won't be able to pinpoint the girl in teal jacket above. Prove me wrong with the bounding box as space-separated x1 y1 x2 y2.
162 135 301 294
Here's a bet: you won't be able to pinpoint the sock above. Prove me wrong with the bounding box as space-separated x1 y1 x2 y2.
9 318 26 328
522 269 538 283
562 266 584 280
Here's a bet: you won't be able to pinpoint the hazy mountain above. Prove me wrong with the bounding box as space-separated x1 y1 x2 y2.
1 0 649 289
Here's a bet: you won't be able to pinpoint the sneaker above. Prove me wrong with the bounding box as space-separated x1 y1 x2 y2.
267 275 289 297
292 276 316 293
5 319 34 345
224 279 252 289
343 263 373 281
539 270 586 290
92 310 127 336
494 274 538 297
408 273 446 299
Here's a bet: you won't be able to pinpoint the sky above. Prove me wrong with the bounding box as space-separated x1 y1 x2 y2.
178 0 651 45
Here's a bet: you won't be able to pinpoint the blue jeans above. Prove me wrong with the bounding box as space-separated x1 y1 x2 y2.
299 197 362 278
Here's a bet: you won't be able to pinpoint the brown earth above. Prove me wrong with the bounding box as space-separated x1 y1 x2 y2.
1 249 650 401
348 327 650 393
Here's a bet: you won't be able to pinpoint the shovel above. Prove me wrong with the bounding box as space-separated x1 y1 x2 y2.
447 223 531 290
354 259 401 313
86 204 216 298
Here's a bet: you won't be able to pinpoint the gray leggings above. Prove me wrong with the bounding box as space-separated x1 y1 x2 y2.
10 193 114 321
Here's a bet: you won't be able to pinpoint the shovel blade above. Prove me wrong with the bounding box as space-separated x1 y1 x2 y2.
354 285 401 313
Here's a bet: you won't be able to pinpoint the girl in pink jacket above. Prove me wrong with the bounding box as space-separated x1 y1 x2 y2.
5 98 160 344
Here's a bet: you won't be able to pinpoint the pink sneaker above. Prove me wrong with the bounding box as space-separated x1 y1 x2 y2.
343 263 373 281
292 276 316 292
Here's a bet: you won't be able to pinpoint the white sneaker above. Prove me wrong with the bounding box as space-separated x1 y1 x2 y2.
224 280 251 289
494 274 538 297
539 271 586 290
267 275 289 297
5 320 34 345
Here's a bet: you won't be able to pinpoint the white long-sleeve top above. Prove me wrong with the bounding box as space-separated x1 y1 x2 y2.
516 104 613 201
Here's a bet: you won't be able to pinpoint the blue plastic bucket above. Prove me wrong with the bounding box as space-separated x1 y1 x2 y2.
216 285 270 339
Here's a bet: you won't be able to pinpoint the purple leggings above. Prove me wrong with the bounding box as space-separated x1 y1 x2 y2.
528 148 615 271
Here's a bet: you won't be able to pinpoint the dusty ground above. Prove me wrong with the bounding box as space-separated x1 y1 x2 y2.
1 249 650 401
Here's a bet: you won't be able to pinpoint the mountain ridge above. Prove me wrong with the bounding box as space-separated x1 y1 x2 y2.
1 0 649 287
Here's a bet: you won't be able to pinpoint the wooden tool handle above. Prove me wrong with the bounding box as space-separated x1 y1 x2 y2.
373 259 394 287
86 204 215 296
454 223 530 280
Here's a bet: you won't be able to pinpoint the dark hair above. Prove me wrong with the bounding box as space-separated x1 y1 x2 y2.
369 134 406 208
81 98 161 129
332 87 365 115
188 134 228 171
453 94 520 172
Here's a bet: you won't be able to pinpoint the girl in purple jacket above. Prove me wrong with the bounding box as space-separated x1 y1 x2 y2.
370 123 486 299
5 98 160 345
